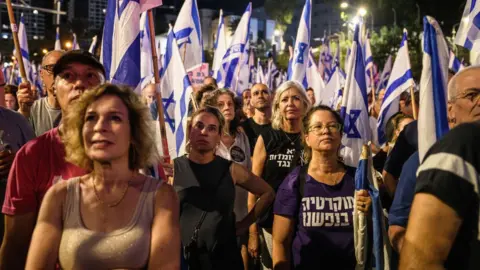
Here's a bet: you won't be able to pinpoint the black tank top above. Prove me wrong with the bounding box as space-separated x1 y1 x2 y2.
174 155 243 270
261 128 303 192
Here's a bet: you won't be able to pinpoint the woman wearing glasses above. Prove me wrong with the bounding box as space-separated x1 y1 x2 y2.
271 105 371 269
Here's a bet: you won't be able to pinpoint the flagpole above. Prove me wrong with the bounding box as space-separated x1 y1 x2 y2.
182 43 187 64
148 10 171 164
6 0 27 82
410 83 418 120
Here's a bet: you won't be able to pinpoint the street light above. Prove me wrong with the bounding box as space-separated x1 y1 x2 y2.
33 9 38 15
65 41 72 49
42 49 48 54
358 7 367 17
340 2 349 9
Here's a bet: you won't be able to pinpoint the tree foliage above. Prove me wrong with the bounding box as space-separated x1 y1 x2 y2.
263 0 296 32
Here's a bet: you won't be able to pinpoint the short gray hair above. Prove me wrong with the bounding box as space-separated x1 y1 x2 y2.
41 50 65 65
271 81 311 130
448 65 480 102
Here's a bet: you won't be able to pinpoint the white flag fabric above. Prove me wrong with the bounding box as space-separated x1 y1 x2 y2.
101 0 161 92
173 0 203 72
89 35 98 54
340 24 371 167
377 30 414 146
18 14 33 83
266 58 279 90
160 27 193 158
418 16 450 162
378 55 392 90
306 49 325 106
72 33 80 50
322 65 342 108
256 58 266 84
449 50 465 73
55 27 61 50
364 35 374 93
455 0 480 52
140 12 154 90
216 3 252 93
212 9 226 79
289 0 311 85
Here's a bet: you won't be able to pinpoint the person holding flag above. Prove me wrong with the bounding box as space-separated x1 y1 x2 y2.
17 50 65 137
272 105 371 269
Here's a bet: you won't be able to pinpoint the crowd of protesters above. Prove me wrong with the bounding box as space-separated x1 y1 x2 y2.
0 50 478 270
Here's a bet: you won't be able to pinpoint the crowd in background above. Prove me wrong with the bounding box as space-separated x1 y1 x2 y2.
0 49 479 270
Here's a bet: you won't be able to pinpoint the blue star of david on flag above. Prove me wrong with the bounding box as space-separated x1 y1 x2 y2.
295 42 308 64
175 27 194 47
162 92 176 132
344 110 362 139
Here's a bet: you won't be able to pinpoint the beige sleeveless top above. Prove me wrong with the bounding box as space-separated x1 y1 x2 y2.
58 177 162 269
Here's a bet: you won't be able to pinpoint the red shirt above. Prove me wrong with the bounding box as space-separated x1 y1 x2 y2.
2 128 86 215
3 128 167 216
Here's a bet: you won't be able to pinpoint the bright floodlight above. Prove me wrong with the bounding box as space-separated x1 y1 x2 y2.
33 10 38 15
42 49 48 54
351 16 361 25
65 41 72 49
358 7 367 17
340 2 349 9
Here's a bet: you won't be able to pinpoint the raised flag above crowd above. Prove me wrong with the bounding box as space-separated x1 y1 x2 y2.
377 30 414 146
215 3 252 93
173 0 203 72
140 11 154 90
289 0 311 85
340 24 371 167
418 16 450 162
159 26 193 158
212 9 226 79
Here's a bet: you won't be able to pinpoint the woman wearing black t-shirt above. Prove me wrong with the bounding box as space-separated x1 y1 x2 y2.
248 81 311 269
173 106 274 270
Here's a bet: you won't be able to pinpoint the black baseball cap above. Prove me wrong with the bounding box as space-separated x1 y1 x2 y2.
53 50 106 78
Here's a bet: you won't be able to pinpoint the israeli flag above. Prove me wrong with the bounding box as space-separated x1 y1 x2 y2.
418 16 450 162
72 33 80 50
340 24 371 167
173 0 203 72
140 12 154 90
55 27 61 50
449 50 465 73
322 64 342 108
266 58 279 90
455 0 480 51
18 14 33 83
101 0 161 92
236 44 251 94
160 27 193 158
212 9 226 79
256 58 266 84
216 3 252 92
378 55 392 90
89 35 98 54
377 30 414 146
365 35 374 92
306 49 325 105
289 0 311 85
354 144 391 270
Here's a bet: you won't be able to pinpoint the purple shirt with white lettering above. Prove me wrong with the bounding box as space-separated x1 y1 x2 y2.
274 166 356 269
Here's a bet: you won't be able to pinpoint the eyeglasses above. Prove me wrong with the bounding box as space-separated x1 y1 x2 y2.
41 64 55 74
455 89 480 104
308 123 342 134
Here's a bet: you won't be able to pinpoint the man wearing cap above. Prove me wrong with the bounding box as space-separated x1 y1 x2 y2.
17 50 65 136
0 50 106 269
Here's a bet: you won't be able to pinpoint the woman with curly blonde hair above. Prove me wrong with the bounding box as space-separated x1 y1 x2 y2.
26 84 180 269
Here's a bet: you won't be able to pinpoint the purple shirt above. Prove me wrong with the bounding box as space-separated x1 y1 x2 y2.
274 166 356 269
